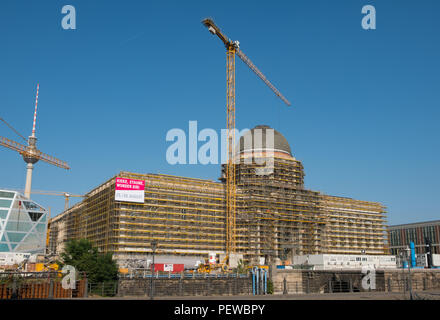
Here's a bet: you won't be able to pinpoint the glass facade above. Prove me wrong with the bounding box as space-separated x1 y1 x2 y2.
388 220 440 255
0 189 48 254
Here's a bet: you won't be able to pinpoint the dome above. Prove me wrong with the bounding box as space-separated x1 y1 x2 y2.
238 125 292 156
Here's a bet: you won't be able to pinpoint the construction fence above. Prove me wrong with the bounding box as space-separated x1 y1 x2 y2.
0 272 87 299
0 272 253 299
88 281 118 297
4 269 439 298
118 273 252 297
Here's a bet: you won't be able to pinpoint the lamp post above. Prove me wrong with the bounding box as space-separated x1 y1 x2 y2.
400 247 413 300
150 240 158 300
406 247 413 300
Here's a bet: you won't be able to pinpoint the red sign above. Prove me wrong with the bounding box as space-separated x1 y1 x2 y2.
153 263 185 273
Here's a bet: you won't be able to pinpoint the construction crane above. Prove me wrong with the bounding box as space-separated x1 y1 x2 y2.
202 18 291 264
2 188 84 211
0 84 70 198
30 190 85 211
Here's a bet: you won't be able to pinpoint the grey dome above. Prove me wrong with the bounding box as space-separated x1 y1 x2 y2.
238 125 292 156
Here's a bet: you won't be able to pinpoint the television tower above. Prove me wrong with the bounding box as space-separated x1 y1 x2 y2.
0 83 70 198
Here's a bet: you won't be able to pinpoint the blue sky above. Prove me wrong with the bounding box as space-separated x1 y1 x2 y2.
0 0 439 225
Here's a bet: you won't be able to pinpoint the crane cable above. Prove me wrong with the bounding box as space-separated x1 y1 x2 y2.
0 117 27 142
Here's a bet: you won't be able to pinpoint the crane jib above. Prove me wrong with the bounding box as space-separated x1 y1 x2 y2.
236 49 291 106
202 18 291 106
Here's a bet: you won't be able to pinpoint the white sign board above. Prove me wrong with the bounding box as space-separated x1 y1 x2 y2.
115 177 145 203
164 264 173 272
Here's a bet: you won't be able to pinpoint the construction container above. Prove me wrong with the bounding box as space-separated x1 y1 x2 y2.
154 263 184 273
293 254 397 270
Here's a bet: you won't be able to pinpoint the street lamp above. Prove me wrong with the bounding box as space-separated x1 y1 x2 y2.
406 247 414 300
399 247 413 300
150 240 158 300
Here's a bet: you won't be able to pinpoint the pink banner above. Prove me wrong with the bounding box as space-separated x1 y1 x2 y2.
115 178 145 191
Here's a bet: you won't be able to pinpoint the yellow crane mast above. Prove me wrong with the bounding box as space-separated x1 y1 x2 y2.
202 18 291 263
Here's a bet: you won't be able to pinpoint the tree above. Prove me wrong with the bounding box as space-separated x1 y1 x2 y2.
235 259 248 274
58 239 118 283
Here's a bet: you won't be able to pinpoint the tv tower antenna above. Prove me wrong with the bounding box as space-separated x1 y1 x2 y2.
23 83 41 198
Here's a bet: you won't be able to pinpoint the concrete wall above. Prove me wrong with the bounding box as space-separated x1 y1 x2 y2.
272 268 440 294
272 269 383 294
272 269 303 294
383 269 440 292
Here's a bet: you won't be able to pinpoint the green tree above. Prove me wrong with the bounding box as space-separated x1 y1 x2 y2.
58 239 118 283
267 279 274 294
235 259 248 274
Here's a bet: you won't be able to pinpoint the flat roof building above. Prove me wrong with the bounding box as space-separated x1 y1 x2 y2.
388 220 440 255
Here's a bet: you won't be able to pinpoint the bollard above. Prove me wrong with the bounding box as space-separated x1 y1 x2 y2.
350 278 353 293
283 277 288 295
328 279 333 293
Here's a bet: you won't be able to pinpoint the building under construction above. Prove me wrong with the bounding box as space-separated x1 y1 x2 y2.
48 125 387 268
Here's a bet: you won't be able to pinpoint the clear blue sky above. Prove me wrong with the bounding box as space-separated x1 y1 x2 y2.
0 0 439 225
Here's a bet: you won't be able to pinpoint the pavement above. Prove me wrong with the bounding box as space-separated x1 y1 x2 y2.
84 290 440 300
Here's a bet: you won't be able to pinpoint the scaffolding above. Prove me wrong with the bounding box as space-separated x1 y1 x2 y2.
232 152 326 265
48 157 388 266
321 195 387 255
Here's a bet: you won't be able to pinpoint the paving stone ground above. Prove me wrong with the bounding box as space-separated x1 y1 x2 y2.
82 289 440 300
